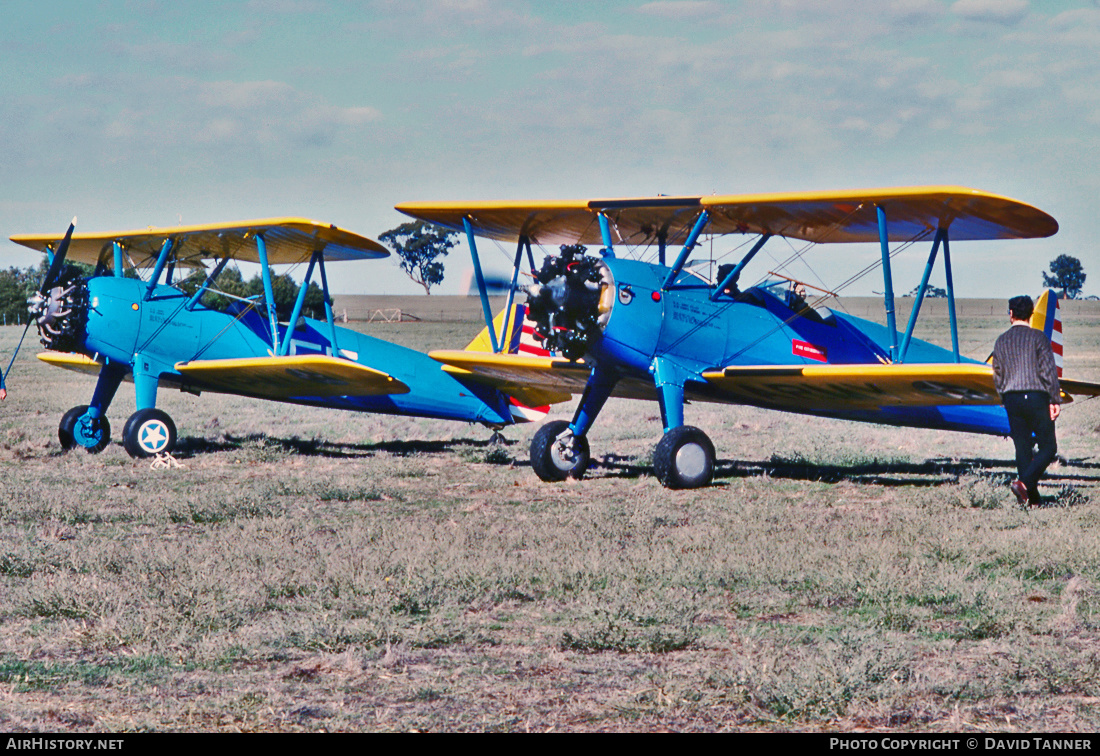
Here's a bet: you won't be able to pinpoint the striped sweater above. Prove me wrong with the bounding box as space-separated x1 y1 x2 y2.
991 324 1061 402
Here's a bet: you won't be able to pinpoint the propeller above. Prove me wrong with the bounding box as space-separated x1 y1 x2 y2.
39 217 77 294
4 218 80 389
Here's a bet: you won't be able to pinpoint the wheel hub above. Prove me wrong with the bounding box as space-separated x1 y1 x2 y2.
138 420 171 454
675 443 708 479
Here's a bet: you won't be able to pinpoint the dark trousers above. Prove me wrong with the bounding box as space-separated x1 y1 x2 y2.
1002 391 1058 501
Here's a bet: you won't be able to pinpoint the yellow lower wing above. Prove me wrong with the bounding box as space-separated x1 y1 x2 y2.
700 364 1005 411
429 351 584 406
38 351 105 376
175 355 409 399
428 350 665 405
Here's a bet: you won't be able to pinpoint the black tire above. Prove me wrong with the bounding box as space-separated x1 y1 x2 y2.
653 426 715 489
61 406 111 454
530 419 590 482
123 408 177 458
58 405 89 451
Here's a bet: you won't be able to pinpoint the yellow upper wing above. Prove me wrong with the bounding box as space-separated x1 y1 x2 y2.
174 355 409 400
397 186 1057 247
10 218 389 268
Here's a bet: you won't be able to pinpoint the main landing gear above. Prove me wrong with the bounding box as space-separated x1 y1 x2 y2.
531 420 590 481
122 408 177 458
653 425 715 489
58 405 178 458
529 421 716 489
58 405 111 454
57 356 179 459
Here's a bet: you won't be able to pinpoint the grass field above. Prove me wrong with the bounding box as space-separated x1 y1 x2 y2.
2 297 1100 732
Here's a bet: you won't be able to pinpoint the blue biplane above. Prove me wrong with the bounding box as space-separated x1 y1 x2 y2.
397 186 1100 489
10 218 546 458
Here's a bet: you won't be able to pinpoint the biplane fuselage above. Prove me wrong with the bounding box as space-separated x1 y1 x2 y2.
587 257 1010 435
82 275 515 425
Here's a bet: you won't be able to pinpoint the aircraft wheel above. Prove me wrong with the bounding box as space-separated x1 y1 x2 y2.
123 408 177 458
653 426 715 489
58 405 89 451
64 407 111 454
530 420 590 482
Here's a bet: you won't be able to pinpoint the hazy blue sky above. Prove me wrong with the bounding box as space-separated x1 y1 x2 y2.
2 0 1098 297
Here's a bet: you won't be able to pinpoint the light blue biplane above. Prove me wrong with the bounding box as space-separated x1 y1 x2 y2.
398 186 1100 489
10 218 546 458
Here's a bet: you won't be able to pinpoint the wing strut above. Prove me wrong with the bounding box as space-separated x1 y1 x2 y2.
317 251 340 356
278 251 319 356
898 227 946 363
255 233 280 349
463 216 499 354
498 236 527 354
943 233 960 362
711 233 771 301
144 238 175 301
186 256 232 310
662 210 710 290
876 206 899 361
598 213 615 258
113 241 124 278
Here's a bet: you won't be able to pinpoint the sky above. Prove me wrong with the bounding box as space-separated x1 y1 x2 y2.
2 0 1098 298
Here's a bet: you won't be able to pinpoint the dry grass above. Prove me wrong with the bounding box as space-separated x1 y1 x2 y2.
2 298 1100 732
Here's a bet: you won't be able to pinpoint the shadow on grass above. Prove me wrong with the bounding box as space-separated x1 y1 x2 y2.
589 454 1100 489
172 434 1100 493
174 432 515 459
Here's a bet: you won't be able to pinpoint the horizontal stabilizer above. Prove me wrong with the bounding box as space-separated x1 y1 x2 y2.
1059 378 1100 398
11 218 388 268
175 355 409 400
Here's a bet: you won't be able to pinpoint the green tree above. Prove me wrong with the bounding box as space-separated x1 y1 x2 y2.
1043 254 1086 299
0 266 35 326
378 221 458 295
905 284 947 298
246 269 325 320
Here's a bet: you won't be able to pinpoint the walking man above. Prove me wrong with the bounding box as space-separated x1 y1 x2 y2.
992 295 1061 506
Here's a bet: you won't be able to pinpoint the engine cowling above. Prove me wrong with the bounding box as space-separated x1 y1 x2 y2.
524 246 614 360
26 268 88 352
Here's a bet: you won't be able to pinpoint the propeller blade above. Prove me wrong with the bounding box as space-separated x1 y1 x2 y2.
39 217 77 294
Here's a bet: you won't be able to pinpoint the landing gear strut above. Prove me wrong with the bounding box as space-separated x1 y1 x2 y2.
653 425 715 489
531 419 590 481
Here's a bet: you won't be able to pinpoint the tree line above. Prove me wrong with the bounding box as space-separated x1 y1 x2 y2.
0 261 327 326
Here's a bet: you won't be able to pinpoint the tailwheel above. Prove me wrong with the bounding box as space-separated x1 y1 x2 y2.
530 419 590 481
59 405 111 454
653 426 715 489
123 408 177 458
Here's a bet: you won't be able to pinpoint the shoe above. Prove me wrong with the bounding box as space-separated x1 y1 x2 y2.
1010 479 1028 505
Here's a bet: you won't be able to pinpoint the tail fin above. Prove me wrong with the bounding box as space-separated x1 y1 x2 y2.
1031 289 1063 376
464 303 552 422
463 303 550 357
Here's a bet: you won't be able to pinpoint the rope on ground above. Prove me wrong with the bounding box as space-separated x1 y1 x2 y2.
150 452 186 470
